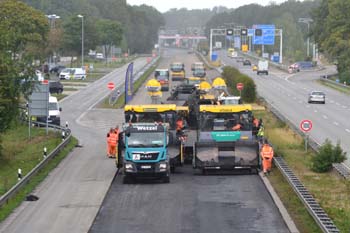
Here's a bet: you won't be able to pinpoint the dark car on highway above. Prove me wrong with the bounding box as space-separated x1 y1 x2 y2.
49 81 63 94
243 60 251 66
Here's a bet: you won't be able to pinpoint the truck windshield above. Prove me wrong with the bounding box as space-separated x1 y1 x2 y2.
127 132 164 147
49 102 59 111
171 64 183 71
193 69 205 76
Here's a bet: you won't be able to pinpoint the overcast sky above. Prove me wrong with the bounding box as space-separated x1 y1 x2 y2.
126 0 291 13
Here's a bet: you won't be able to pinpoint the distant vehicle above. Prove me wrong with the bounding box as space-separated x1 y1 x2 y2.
243 60 251 66
218 95 242 105
252 64 258 71
50 65 66 75
191 62 205 71
49 81 63 94
296 61 314 69
288 63 300 72
308 91 325 104
36 95 62 126
170 62 185 81
229 51 238 58
96 53 104 59
257 60 269 75
227 48 235 56
192 68 206 78
35 70 44 81
154 69 170 91
59 68 86 80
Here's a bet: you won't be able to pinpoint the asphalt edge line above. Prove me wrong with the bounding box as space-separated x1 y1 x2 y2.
259 172 300 233
86 168 121 233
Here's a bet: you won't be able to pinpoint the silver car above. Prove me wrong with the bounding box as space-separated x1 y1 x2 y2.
308 91 326 104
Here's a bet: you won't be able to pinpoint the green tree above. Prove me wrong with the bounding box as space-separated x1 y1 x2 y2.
0 0 48 134
311 139 346 173
96 19 123 61
62 16 98 65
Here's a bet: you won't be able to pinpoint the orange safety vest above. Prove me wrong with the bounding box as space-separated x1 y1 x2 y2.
108 133 118 146
260 145 274 159
114 129 120 140
232 123 241 131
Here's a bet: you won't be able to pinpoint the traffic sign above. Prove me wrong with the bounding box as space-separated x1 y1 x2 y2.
236 83 244 91
107 82 115 90
300 119 312 132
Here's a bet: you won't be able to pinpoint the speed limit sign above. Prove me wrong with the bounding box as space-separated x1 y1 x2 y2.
300 120 312 132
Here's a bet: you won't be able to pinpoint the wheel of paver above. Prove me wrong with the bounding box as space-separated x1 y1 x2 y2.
163 176 170 183
202 169 207 175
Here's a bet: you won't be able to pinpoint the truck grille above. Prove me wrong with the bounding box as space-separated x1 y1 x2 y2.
133 152 159 161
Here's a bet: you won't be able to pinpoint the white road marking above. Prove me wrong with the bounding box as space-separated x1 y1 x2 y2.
330 100 334 103
293 97 297 100
346 129 350 133
342 105 347 108
336 102 340 106
314 109 318 113
306 105 310 108
323 115 328 119
298 100 302 104
333 121 339 126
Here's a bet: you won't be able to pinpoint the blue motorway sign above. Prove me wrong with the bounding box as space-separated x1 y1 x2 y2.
252 24 275 45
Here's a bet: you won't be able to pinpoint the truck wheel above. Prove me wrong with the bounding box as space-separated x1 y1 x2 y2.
266 71 269 75
163 176 170 183
170 166 176 173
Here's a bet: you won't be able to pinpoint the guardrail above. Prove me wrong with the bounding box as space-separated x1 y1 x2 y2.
274 157 339 233
0 122 71 207
319 75 350 90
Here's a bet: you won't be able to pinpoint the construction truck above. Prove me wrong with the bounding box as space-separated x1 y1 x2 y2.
193 104 260 174
154 69 170 91
124 104 187 172
257 60 269 75
170 62 185 81
120 122 170 183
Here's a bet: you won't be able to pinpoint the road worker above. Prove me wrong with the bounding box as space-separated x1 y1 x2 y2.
108 128 118 158
106 128 114 157
257 124 264 142
176 117 184 131
232 122 242 131
114 126 120 157
252 117 260 135
260 140 274 175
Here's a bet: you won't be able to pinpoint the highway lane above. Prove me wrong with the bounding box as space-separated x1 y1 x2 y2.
218 51 350 164
89 48 290 233
0 58 148 233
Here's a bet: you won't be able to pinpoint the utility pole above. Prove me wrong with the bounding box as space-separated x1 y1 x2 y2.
298 18 313 58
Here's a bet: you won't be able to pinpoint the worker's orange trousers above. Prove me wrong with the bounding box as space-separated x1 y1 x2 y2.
262 158 272 173
109 145 116 158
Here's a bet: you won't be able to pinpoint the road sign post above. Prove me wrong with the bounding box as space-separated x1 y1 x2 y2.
236 82 244 97
300 119 312 152
107 82 115 90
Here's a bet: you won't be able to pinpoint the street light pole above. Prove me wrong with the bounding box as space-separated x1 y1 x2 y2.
298 18 313 58
46 14 60 65
77 15 84 68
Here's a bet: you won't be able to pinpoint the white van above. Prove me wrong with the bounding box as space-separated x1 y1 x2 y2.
36 96 62 126
59 68 86 80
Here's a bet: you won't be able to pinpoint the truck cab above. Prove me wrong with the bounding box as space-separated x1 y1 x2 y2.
257 60 269 75
170 62 185 81
121 122 170 183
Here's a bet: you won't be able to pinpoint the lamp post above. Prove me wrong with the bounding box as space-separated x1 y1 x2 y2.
77 15 84 68
46 14 60 65
298 18 313 58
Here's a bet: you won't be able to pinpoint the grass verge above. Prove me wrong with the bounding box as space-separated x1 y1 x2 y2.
98 58 161 109
0 126 78 222
254 108 350 232
317 80 350 95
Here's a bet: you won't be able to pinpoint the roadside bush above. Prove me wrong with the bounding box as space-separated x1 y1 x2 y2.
311 139 346 173
221 66 256 103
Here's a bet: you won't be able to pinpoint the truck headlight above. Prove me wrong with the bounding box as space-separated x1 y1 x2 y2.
159 163 167 169
125 163 133 169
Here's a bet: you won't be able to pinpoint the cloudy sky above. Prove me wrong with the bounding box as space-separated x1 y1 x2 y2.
127 0 291 12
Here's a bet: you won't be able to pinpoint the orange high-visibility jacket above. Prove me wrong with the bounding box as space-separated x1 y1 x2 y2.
260 144 274 159
108 133 118 146
232 123 242 131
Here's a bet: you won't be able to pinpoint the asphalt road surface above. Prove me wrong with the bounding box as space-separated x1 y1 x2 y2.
89 49 289 233
218 50 350 165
